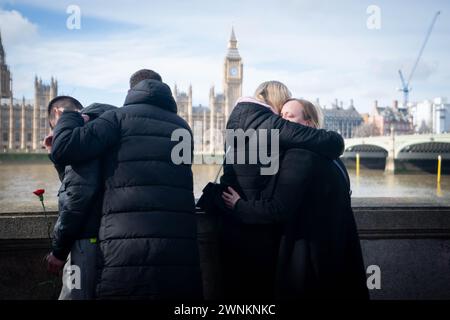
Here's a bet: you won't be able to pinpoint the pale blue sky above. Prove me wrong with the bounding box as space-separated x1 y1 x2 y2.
0 0 449 112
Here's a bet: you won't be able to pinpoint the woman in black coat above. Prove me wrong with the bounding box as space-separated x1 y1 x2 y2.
218 82 345 299
222 99 369 299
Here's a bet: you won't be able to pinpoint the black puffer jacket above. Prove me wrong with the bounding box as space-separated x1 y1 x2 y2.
218 100 345 299
51 80 202 299
51 103 117 261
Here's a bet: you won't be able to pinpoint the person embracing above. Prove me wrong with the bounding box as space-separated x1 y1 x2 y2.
44 96 117 299
49 69 203 300
218 81 345 299
222 98 369 299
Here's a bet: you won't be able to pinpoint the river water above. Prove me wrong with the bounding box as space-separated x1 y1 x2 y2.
0 163 448 213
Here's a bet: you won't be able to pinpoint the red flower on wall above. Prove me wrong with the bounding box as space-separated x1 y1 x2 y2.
33 188 51 238
33 189 45 196
33 189 45 201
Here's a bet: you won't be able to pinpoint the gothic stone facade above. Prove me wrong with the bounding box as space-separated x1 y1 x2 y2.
322 100 363 139
0 31 57 152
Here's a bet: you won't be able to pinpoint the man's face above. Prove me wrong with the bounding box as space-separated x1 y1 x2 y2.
281 100 312 127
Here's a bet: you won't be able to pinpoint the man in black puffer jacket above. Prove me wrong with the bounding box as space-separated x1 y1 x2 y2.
50 70 202 300
45 98 117 299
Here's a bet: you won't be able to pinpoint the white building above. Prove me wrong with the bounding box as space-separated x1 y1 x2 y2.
411 97 450 134
433 97 450 134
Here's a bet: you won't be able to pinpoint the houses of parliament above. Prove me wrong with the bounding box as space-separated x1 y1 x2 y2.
0 31 58 153
0 28 242 154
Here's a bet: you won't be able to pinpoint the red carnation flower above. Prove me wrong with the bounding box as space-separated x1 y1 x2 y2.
33 189 46 203
33 189 45 197
33 188 50 238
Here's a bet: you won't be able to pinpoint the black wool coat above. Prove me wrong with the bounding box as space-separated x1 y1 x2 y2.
234 148 369 299
51 80 203 300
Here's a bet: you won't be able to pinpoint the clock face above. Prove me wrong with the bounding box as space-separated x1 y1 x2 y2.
229 67 238 77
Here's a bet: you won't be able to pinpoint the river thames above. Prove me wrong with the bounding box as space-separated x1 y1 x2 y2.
0 162 448 213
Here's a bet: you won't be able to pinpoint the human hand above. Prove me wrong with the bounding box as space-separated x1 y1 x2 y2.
42 134 53 153
81 114 90 123
221 186 241 209
45 252 65 275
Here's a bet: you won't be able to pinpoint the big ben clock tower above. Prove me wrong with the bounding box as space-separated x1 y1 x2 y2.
223 27 243 121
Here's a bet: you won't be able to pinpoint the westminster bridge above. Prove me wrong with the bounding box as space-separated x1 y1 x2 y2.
343 133 450 172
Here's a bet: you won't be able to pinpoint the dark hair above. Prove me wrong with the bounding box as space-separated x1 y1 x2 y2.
129 69 162 88
47 95 83 129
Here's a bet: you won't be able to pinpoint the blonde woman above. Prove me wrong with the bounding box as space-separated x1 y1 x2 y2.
221 98 369 300
216 83 345 299
252 80 293 113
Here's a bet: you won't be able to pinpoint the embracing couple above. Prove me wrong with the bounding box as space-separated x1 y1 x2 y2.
216 80 369 300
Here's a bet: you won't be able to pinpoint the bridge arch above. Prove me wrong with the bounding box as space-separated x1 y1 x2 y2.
344 143 389 158
396 142 450 159
344 137 390 154
343 144 389 161
345 144 388 153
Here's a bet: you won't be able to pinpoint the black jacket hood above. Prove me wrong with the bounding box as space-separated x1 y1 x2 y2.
123 79 177 113
82 103 117 119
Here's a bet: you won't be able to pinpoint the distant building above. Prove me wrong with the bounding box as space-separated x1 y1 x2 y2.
360 112 370 124
174 28 243 153
0 32 11 100
411 97 450 134
434 98 450 134
0 31 57 152
368 100 413 136
322 99 363 138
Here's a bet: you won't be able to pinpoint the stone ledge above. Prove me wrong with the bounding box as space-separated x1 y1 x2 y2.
1 197 450 240
1 197 450 300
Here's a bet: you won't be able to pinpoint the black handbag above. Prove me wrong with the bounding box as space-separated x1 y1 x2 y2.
196 148 230 213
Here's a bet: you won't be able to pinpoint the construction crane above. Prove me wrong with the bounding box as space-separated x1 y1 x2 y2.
398 10 440 107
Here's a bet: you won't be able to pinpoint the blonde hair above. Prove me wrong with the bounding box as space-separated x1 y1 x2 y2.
254 81 292 113
285 98 324 129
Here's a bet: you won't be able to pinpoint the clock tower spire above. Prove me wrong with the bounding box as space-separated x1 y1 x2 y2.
223 27 243 121
0 29 12 99
0 30 5 65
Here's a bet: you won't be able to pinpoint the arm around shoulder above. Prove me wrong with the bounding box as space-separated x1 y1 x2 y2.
270 115 344 159
51 110 120 165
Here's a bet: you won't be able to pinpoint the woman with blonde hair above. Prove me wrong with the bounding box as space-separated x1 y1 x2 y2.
253 80 293 113
221 98 368 300
215 82 345 299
